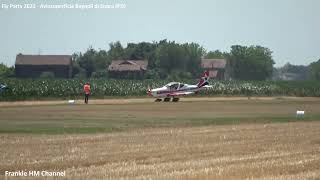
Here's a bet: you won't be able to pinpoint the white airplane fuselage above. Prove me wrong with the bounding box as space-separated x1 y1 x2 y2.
147 71 212 101
148 82 211 98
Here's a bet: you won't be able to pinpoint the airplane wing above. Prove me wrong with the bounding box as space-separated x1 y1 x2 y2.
168 91 194 97
202 85 213 88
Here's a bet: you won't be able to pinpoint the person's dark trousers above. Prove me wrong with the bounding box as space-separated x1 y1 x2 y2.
84 94 89 104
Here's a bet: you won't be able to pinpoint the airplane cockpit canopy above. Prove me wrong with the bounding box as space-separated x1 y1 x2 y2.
164 82 183 90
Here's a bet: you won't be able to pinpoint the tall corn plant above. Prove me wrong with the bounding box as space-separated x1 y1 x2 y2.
0 78 320 101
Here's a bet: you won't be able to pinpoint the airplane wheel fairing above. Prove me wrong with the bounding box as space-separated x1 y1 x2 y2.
155 99 162 102
164 97 171 102
172 98 179 102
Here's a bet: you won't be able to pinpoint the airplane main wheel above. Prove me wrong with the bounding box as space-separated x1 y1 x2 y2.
155 99 162 102
164 97 171 102
172 98 180 102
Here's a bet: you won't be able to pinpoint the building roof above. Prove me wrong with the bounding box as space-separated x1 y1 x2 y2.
201 59 226 69
108 60 148 71
15 54 72 65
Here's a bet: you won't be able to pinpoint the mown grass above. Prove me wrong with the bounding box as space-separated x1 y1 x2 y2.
188 115 320 125
0 115 319 134
1 99 320 134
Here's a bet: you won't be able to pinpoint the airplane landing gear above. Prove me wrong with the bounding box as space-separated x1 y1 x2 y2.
164 97 171 102
172 97 180 102
154 97 179 102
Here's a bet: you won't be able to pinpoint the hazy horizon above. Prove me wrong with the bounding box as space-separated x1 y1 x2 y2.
1 0 319 67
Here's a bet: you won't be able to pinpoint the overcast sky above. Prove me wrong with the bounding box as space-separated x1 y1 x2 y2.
0 0 319 67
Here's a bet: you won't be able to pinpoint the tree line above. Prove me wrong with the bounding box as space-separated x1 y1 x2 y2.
71 40 276 80
0 40 319 80
273 61 320 80
71 40 206 79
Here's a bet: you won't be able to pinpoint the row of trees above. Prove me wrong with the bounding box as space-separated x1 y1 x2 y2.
1 40 319 80
0 63 14 78
71 40 276 80
273 60 320 81
72 40 206 79
309 60 320 80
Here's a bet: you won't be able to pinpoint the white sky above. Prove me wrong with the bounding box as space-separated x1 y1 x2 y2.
0 0 319 67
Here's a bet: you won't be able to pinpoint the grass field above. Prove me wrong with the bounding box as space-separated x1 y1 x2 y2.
1 97 320 179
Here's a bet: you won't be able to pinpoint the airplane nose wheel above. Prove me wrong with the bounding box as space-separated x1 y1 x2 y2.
172 97 179 102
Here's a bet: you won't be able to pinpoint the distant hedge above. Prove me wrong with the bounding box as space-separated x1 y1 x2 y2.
0 78 320 101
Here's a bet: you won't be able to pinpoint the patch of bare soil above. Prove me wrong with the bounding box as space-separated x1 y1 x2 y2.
0 96 319 107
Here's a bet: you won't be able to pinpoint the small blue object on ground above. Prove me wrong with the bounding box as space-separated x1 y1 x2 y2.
0 84 7 92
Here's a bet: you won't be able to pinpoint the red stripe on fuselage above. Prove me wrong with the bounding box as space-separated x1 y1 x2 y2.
156 87 199 95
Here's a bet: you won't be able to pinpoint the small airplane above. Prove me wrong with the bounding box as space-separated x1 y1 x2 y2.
147 71 212 102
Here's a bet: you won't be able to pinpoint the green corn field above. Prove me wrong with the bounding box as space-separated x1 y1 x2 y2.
0 78 320 101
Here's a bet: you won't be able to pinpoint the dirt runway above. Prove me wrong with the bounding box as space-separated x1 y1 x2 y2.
1 96 319 107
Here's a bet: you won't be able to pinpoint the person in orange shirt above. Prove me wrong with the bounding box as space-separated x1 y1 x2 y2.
83 82 91 104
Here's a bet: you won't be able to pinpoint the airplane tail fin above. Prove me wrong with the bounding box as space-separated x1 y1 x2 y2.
197 71 209 88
